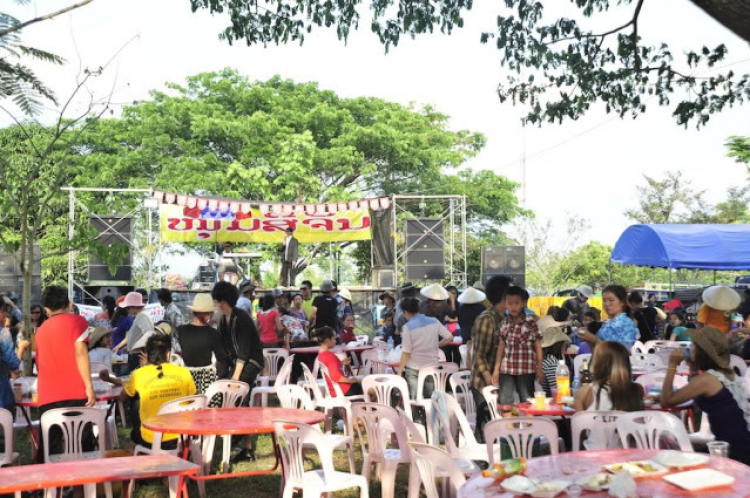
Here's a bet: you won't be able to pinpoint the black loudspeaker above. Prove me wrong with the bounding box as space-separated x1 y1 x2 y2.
0 246 42 305
405 218 445 280
481 246 526 288
88 216 133 283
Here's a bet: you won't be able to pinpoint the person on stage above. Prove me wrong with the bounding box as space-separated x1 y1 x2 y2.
279 227 299 287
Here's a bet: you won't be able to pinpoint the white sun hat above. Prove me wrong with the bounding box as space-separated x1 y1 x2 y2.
420 283 450 301
702 285 741 311
457 287 486 305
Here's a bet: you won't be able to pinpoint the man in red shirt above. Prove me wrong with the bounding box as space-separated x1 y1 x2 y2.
316 327 362 397
36 285 95 454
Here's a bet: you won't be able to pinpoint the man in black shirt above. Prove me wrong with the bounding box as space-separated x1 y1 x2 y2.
310 279 339 340
561 286 593 321
211 281 265 462
628 291 661 343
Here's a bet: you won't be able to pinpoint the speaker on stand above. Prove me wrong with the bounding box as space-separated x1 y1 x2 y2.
88 216 133 284
404 218 445 281
481 246 526 288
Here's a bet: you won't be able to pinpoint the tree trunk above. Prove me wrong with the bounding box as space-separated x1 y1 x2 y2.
21 240 34 377
689 0 750 42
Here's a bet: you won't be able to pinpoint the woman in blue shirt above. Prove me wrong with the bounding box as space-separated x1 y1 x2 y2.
579 285 638 351
0 301 23 410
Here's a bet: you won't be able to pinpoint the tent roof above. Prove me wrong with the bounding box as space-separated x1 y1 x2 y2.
611 224 750 270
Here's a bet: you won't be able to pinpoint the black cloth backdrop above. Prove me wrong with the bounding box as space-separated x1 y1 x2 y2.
370 206 394 267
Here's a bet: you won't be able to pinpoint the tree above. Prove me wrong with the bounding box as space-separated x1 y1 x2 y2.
189 0 750 128
77 70 526 283
727 135 750 164
1 0 95 114
625 170 750 224
0 66 113 374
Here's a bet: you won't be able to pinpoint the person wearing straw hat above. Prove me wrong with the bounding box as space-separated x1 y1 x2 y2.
698 285 741 334
457 286 487 368
661 326 750 465
540 327 571 397
175 293 228 394
378 291 396 322
113 291 155 373
420 283 450 322
88 326 115 371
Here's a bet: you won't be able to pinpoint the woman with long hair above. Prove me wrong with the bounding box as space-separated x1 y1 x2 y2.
257 293 286 347
579 285 638 350
93 295 116 327
661 327 750 464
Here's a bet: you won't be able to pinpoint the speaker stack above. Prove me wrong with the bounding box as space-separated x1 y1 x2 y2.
481 246 526 288
405 218 445 281
88 216 133 284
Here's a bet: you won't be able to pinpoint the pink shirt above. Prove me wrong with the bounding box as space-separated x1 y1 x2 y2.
257 309 280 343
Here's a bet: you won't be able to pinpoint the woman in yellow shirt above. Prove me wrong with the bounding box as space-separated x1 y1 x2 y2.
697 285 741 334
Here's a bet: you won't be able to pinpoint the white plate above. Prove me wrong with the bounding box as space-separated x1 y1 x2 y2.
501 475 538 495
603 460 668 478
662 468 735 491
575 473 611 491
526 397 553 404
654 450 710 469
529 480 570 498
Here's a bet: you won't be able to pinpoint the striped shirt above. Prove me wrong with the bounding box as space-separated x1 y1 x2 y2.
541 355 558 396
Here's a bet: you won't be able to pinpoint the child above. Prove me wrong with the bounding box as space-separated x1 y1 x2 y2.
377 312 397 344
492 286 543 405
540 327 571 397
668 312 690 341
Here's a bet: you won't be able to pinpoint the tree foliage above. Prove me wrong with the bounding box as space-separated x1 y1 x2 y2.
190 0 750 128
727 135 750 165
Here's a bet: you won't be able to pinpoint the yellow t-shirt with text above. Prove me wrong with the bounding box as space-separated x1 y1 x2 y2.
123 363 196 443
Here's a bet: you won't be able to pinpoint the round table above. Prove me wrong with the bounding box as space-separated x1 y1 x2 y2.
290 344 373 355
457 449 750 498
143 407 325 484
516 402 575 417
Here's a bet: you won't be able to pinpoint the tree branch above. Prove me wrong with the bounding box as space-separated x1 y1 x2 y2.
631 0 645 72
0 0 96 38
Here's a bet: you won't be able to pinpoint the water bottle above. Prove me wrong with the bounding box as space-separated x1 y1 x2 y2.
571 376 581 396
555 360 570 403
387 336 394 350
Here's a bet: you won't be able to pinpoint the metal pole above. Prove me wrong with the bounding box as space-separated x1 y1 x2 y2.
392 195 398 289
148 207 153 292
68 188 75 301
448 198 455 285
461 195 467 288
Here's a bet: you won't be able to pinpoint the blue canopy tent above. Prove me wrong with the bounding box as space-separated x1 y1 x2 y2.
611 224 750 271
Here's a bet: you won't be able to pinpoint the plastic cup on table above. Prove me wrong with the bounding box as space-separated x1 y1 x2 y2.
534 391 546 410
550 388 558 403
707 441 729 458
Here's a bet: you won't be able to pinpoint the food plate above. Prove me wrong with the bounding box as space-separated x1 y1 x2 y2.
575 473 611 491
499 476 570 497
602 460 668 477
653 450 710 469
662 468 735 491
525 397 553 404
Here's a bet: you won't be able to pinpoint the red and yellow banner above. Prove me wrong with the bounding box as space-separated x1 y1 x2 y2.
160 204 372 243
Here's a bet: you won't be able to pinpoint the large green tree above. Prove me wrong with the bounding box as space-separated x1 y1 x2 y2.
190 0 750 128
77 69 526 282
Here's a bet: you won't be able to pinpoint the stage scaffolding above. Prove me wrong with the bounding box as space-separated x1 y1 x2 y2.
63 187 157 303
390 194 468 290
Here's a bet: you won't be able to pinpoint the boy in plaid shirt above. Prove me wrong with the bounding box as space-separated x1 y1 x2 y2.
492 286 543 405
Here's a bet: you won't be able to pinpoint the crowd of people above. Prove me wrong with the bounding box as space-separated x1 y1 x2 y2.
2 275 750 466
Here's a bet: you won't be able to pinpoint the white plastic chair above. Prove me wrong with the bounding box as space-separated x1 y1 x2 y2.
631 341 645 354
573 354 592 378
449 370 476 428
570 411 624 450
643 340 673 353
408 442 466 498
361 373 427 440
431 392 496 464
257 347 289 383
202 381 250 474
356 335 370 344
277 384 357 473
730 354 747 376
41 407 112 498
484 416 559 461
688 413 715 446
357 348 379 376
249 354 295 406
275 421 369 498
635 372 688 391
458 344 468 369
0 407 19 467
352 402 412 498
417 362 459 442
630 353 662 368
438 349 447 362
482 385 501 421
316 362 366 436
615 411 693 451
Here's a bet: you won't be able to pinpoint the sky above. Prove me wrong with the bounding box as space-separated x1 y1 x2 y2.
4 0 750 278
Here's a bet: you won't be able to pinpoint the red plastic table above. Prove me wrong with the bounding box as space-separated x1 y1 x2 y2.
457 449 750 498
17 386 123 462
290 344 373 355
0 454 198 498
516 402 575 417
143 407 325 486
